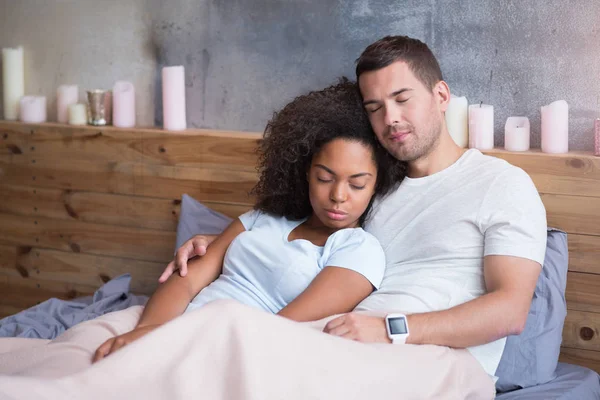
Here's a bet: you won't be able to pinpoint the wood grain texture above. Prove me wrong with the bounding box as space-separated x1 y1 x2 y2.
559 347 600 373
562 309 600 352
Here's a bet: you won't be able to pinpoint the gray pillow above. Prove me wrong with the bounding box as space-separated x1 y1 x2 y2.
175 194 233 251
495 228 568 392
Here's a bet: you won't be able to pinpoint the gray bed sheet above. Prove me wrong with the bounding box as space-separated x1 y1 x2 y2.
497 362 600 400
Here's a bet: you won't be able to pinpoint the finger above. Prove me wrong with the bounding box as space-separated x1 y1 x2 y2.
175 250 189 277
93 339 113 363
325 325 351 337
193 240 207 257
323 315 346 332
107 338 126 357
158 261 176 283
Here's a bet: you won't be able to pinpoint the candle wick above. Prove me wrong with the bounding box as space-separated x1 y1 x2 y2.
479 101 483 108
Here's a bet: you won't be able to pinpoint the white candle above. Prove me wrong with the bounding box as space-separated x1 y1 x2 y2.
57 85 78 123
68 103 87 125
2 46 25 120
541 100 569 154
504 117 530 152
445 95 468 148
468 103 494 150
112 81 136 128
162 66 186 131
19 96 46 123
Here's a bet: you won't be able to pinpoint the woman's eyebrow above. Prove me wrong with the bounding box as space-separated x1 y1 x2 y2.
315 164 373 178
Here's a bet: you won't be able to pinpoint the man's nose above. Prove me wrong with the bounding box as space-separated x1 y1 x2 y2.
384 105 401 126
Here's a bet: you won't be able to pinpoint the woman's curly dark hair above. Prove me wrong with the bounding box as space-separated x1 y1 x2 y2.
251 77 406 226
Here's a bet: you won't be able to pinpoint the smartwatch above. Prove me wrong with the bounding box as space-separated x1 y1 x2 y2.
385 313 410 344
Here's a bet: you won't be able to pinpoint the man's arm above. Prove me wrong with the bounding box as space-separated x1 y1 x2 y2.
324 254 541 348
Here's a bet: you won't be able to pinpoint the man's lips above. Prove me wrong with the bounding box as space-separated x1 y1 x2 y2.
389 131 410 142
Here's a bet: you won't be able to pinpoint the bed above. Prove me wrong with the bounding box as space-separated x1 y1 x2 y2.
1 121 599 398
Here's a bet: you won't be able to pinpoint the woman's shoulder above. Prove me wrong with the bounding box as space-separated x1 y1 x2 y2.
326 227 383 251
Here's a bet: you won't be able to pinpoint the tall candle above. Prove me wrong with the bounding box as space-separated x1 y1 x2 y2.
57 85 78 123
2 46 25 120
68 103 87 125
19 96 47 123
595 119 600 157
162 66 186 131
541 100 569 154
504 117 530 152
468 103 494 150
445 95 468 148
112 81 136 128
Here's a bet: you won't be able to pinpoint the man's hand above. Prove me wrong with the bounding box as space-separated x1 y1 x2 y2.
93 325 158 363
158 235 212 283
323 313 391 343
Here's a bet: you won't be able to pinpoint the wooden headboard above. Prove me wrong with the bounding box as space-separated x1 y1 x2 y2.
1 121 599 373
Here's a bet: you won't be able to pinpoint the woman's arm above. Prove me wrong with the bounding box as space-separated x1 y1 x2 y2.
93 219 246 361
277 266 374 322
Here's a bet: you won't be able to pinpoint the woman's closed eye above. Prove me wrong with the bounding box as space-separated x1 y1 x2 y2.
317 177 333 183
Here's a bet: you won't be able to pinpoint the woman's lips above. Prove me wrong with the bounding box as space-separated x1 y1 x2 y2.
325 209 347 221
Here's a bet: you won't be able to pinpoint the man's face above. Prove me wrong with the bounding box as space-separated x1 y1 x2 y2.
358 61 446 162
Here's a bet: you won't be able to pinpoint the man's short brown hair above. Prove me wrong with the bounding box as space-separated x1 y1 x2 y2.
355 36 443 91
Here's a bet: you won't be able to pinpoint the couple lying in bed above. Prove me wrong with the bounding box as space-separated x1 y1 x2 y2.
93 35 547 385
0 36 546 399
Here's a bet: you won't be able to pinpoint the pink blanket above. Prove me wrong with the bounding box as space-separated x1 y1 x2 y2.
0 301 494 399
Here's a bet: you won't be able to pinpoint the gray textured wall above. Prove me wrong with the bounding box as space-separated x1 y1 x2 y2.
1 0 599 150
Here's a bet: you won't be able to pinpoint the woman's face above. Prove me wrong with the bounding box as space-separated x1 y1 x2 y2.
307 138 378 230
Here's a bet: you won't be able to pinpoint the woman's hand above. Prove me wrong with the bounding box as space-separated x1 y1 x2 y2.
93 324 159 363
158 234 217 283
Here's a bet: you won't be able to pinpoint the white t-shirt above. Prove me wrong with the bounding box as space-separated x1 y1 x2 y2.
187 210 386 314
356 149 547 377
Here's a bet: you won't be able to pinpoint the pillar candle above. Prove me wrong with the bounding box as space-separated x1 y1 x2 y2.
2 46 25 120
57 85 78 123
68 103 87 125
19 96 47 123
504 117 530 152
541 100 569 154
594 119 600 157
445 95 469 148
162 66 186 131
112 81 135 128
468 103 494 150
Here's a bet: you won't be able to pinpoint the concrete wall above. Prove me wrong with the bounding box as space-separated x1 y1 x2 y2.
1 0 599 150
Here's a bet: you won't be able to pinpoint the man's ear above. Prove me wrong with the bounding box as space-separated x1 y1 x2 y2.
435 80 451 113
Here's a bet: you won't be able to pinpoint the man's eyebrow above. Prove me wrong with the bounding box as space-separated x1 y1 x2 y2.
362 88 413 106
315 165 373 178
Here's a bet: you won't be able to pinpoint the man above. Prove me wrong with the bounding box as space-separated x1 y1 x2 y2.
161 36 547 380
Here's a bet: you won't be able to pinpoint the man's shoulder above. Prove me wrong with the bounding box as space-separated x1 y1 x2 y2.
464 149 531 182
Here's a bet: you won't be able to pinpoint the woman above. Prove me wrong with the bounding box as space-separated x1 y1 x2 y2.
94 78 406 361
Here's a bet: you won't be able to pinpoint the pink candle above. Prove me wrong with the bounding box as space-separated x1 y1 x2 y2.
595 119 600 157
162 66 186 131
541 100 569 154
504 117 530 152
468 103 494 150
112 81 136 128
57 85 78 123
19 96 47 123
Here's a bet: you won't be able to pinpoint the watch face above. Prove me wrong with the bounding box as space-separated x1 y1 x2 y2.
388 317 408 335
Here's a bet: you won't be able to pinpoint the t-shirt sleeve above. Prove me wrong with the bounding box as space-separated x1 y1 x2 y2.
238 209 262 230
478 167 547 266
323 229 386 289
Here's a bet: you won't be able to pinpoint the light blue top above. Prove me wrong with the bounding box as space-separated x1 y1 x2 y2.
186 210 385 314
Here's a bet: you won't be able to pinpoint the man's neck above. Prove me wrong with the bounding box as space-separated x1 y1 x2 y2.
408 134 466 178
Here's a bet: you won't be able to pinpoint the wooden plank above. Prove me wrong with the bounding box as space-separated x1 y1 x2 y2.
0 121 260 170
562 310 600 352
0 212 175 264
0 304 25 319
565 272 600 313
0 275 99 311
0 183 252 227
541 193 600 236
0 246 163 296
559 347 600 374
568 234 600 275
0 159 257 204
